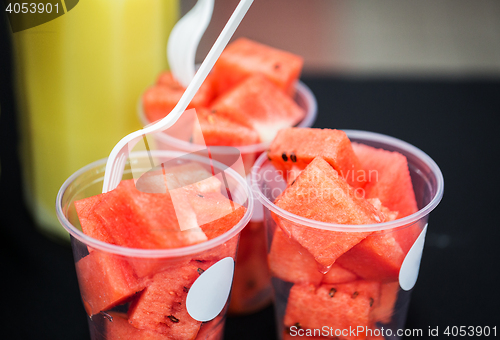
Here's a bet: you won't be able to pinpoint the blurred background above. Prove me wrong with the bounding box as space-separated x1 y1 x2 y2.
189 0 500 77
1 1 499 339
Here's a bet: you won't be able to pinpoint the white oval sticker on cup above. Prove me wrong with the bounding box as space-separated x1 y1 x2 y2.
187 257 234 322
399 223 428 291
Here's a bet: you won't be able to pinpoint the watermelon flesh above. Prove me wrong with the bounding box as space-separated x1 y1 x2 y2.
370 282 400 325
352 142 418 218
75 251 148 316
268 226 324 285
284 281 381 340
106 312 167 340
143 71 214 123
336 230 405 283
322 264 358 285
192 108 261 147
128 261 213 338
269 128 366 188
74 160 246 336
263 129 422 339
335 199 404 283
210 37 303 97
275 156 385 268
211 75 305 144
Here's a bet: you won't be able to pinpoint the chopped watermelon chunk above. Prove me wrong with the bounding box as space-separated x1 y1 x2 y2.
105 312 167 340
210 75 305 143
163 162 222 193
284 281 381 340
336 230 406 283
268 227 323 285
75 251 148 316
286 165 303 186
275 157 384 268
189 191 247 240
335 199 404 282
74 194 110 244
211 37 303 96
352 142 418 218
128 262 214 338
79 180 207 249
353 142 421 254
143 71 214 123
322 264 358 285
370 282 400 325
269 128 366 188
192 108 261 147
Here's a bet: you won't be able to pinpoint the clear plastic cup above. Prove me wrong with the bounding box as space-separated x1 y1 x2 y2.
251 130 444 340
138 80 317 315
56 150 253 340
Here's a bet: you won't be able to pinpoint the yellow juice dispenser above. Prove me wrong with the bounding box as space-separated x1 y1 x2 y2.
12 0 179 241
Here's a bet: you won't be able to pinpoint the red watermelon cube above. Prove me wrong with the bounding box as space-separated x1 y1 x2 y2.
88 180 208 249
268 227 323 285
210 75 305 143
269 128 366 188
353 142 421 254
370 282 400 325
128 262 214 338
211 37 303 96
322 264 358 285
275 157 384 268
105 312 167 340
75 251 148 316
284 281 381 340
188 190 247 240
192 108 261 147
352 142 418 218
336 230 406 283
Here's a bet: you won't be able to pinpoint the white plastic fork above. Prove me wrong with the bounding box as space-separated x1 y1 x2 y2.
102 0 254 193
168 0 214 88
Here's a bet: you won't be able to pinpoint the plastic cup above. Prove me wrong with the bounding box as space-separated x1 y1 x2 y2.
138 80 317 315
56 150 253 340
251 130 444 340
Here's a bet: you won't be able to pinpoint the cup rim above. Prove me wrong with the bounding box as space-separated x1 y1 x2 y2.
56 150 254 258
250 129 444 232
137 80 318 154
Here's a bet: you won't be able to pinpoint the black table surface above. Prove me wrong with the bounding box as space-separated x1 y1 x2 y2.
1 17 500 340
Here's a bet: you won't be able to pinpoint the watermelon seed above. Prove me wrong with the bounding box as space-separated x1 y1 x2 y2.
369 297 374 307
267 152 271 161
168 315 180 323
352 291 359 299
282 152 288 162
183 286 189 293
290 152 297 163
274 63 281 70
197 268 205 275
291 179 296 186
328 288 337 298
100 311 113 322
197 194 204 198
211 109 217 114
294 322 302 329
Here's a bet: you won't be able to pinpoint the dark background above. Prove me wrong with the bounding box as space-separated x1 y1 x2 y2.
1 10 499 340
